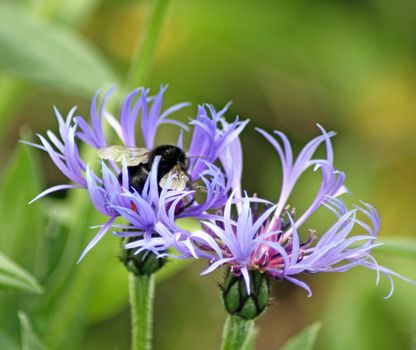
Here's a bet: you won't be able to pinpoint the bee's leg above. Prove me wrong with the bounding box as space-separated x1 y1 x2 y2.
181 197 195 210
175 181 207 214
190 182 207 193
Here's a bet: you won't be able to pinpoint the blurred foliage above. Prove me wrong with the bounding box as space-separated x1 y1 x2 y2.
280 322 321 350
0 0 415 349
0 3 118 94
0 251 43 294
18 311 46 350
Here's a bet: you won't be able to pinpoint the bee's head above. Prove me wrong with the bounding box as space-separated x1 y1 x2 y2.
152 145 189 171
180 155 190 171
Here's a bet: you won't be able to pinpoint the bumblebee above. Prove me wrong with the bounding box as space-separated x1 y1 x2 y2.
98 144 189 193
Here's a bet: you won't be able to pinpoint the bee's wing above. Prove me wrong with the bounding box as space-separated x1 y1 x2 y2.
159 166 188 191
97 146 150 166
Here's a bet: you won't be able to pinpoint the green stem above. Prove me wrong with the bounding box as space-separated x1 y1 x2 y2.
126 0 171 90
221 315 257 350
129 273 155 350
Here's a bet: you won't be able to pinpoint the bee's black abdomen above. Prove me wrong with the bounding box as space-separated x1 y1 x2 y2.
118 164 149 193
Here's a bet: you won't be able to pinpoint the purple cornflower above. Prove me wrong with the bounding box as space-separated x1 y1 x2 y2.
146 127 414 297
25 86 248 260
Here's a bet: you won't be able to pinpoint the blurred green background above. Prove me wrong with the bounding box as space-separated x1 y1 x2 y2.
0 0 415 349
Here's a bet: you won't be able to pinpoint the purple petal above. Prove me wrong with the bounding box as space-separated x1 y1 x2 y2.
29 184 81 204
77 217 115 262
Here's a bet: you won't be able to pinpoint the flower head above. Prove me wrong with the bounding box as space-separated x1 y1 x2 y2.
151 126 414 298
25 86 248 261
200 193 386 296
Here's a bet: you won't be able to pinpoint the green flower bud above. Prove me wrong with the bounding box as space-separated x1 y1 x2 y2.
221 268 270 320
120 241 166 275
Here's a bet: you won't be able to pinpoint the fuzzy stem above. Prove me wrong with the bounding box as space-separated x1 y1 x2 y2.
129 273 155 350
221 315 257 350
126 0 171 90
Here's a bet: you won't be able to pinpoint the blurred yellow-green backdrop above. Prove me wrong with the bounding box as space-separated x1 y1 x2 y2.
0 0 415 349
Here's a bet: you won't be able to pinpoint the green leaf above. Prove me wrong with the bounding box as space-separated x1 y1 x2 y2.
0 141 44 269
0 140 44 349
0 329 19 350
52 0 102 27
280 322 322 350
18 312 46 350
86 253 129 323
0 3 118 95
43 226 123 350
0 77 27 133
36 188 123 349
0 251 43 294
376 238 416 258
